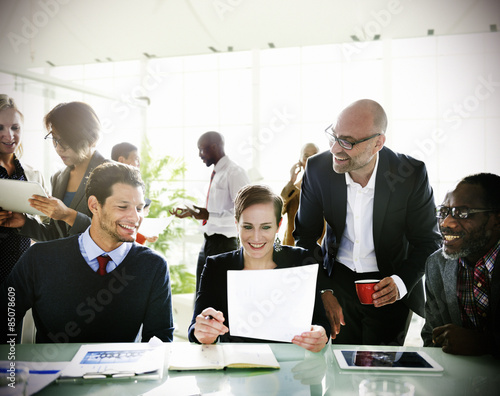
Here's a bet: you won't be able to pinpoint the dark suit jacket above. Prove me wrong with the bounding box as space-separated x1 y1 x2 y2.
422 249 500 357
19 151 108 241
187 246 331 343
293 147 441 316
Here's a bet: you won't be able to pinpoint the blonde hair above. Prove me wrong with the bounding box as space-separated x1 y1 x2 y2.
0 94 24 157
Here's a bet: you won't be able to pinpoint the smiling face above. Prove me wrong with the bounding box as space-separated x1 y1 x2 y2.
330 107 384 175
439 183 500 263
0 108 22 157
237 202 280 263
197 137 218 167
89 182 145 251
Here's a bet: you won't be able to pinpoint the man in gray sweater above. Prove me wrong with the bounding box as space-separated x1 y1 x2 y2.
422 173 499 357
2 162 174 344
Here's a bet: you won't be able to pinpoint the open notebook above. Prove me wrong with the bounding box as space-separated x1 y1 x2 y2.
168 343 280 371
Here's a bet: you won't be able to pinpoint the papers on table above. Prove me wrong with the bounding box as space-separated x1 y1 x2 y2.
59 336 165 381
139 217 173 237
0 361 67 396
227 264 319 342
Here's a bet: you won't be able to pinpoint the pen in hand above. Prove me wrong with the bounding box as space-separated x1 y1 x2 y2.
195 308 229 343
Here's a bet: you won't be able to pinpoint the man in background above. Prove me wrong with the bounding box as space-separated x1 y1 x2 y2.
422 173 499 356
111 142 140 168
170 131 249 292
111 142 157 244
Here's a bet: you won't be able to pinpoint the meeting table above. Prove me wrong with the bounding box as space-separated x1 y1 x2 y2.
1 341 499 395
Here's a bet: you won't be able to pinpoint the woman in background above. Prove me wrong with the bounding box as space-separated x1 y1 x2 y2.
0 95 46 283
0 101 107 241
189 184 330 352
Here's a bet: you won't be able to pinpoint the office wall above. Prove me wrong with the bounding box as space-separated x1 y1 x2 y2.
1 31 499 267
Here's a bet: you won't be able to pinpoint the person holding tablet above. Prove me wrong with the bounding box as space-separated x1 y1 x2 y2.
0 95 47 284
188 184 330 353
0 101 108 241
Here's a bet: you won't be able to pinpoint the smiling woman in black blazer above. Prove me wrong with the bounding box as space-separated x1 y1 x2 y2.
188 184 330 353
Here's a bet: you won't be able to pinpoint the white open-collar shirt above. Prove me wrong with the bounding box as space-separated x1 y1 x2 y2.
337 153 407 299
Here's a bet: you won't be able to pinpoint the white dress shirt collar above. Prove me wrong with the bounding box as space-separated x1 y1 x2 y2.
80 227 133 265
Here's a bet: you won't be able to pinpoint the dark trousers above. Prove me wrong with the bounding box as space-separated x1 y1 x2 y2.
331 262 412 346
196 233 238 292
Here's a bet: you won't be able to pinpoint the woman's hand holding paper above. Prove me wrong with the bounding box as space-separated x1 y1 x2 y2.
292 325 328 353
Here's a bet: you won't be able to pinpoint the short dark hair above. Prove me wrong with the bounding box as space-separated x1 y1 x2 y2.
111 142 138 161
44 102 101 154
234 184 283 226
86 162 145 206
458 173 500 210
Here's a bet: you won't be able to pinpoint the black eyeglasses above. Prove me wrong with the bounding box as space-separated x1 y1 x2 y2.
436 205 496 220
324 125 381 150
44 132 68 150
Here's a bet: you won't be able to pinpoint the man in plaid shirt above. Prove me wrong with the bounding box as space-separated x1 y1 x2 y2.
422 173 500 356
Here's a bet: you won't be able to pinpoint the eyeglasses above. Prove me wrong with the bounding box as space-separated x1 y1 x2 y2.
435 205 496 220
324 125 381 150
44 132 68 150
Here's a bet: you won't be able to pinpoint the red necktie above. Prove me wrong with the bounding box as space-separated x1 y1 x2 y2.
202 170 216 226
97 255 111 276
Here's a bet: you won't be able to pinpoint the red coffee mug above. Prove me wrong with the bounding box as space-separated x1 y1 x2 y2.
355 279 380 304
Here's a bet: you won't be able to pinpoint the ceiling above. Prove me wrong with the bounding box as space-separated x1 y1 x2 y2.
0 0 499 71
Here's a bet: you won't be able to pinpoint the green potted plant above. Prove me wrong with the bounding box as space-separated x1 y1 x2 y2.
139 137 196 295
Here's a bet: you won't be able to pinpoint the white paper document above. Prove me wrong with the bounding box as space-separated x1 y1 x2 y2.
59 337 165 380
227 264 318 342
0 361 67 396
139 217 173 237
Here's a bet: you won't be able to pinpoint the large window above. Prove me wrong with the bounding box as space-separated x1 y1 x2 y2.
1 32 499 271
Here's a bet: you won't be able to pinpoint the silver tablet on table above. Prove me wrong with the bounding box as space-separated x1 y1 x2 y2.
0 179 48 216
334 349 444 372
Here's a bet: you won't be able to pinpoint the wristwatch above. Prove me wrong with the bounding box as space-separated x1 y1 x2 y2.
320 289 334 295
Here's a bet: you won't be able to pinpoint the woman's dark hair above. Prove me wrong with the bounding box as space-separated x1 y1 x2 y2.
234 184 283 226
44 101 101 153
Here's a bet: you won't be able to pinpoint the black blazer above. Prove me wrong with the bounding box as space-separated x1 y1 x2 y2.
19 151 108 241
188 246 331 343
293 147 441 316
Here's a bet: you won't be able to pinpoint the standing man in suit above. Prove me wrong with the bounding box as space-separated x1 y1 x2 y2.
170 131 250 292
422 173 499 356
294 99 441 345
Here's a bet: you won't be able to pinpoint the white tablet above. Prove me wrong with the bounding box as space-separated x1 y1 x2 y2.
0 179 48 216
334 349 444 372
